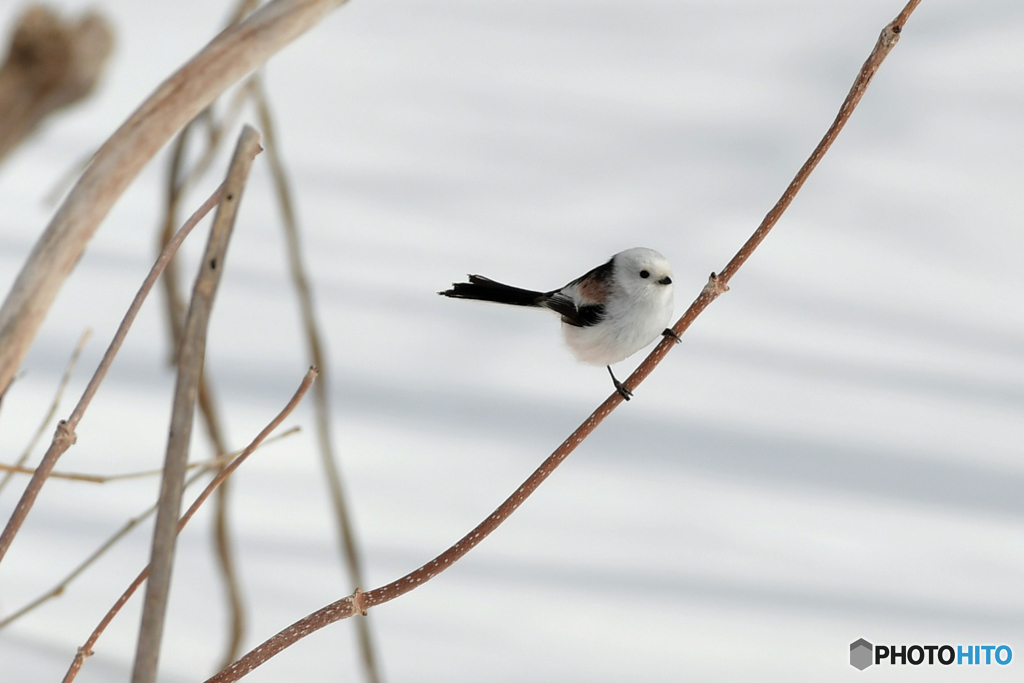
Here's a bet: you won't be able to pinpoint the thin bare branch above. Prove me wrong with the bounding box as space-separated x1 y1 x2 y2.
62 367 317 683
0 428 298 485
0 328 90 496
0 428 297 631
204 380 246 669
160 112 252 669
158 11 267 662
158 82 260 678
131 126 261 683
251 75 381 683
0 182 229 565
3 511 146 633
714 5 915 286
127 4 333 670
0 0 351 398
0 463 103 483
179 82 256 200
204 3 923 681
155 57 258 677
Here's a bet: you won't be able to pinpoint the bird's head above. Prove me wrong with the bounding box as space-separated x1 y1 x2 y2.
612 247 673 298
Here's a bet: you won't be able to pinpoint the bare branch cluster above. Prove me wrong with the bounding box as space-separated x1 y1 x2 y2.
0 1 924 682
0 0 349 400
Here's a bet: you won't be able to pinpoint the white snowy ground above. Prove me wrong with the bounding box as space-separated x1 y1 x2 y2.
1 1 1022 681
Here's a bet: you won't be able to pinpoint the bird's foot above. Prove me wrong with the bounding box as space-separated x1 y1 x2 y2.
607 366 632 401
613 379 633 401
662 328 682 344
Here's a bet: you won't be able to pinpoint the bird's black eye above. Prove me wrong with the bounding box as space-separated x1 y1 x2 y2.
639 270 650 279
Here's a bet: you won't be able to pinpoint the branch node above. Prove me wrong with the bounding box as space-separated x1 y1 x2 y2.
880 25 901 48
702 272 730 298
54 419 76 447
352 587 368 616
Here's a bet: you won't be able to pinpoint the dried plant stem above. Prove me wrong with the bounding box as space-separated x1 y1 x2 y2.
3 507 146 633
0 0 350 399
131 126 261 683
0 328 90 496
194 323 243 667
63 368 317 683
205 4 921 682
159 122 197 356
210 439 246 669
160 99 253 674
0 463 104 483
179 83 255 200
0 428 297 485
0 429 297 631
251 76 381 683
0 183 227 565
152 4 363 672
156 27 261 664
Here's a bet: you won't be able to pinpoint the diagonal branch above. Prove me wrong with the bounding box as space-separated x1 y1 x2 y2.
0 429 298 631
203 3 923 682
62 369 317 683
0 181 230 565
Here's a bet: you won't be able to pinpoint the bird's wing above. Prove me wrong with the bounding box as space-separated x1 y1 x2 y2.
545 293 605 327
542 256 614 327
566 258 614 305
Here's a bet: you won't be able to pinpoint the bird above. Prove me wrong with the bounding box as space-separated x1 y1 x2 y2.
439 247 679 400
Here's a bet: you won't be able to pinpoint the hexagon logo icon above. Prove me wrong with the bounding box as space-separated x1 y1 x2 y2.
850 639 873 670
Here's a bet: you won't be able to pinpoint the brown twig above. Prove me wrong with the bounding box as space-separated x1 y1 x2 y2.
157 77 258 678
0 428 297 631
207 397 246 668
204 3 922 681
152 10 268 669
179 83 255 201
0 0 351 400
610 4 920 401
160 111 252 670
161 111 250 667
0 428 298 485
0 463 103 483
0 328 90 496
130 126 261 683
62 368 317 683
0 183 228 564
159 77 265 672
251 75 382 683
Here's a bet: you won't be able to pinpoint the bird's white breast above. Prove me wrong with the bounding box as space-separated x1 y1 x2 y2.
561 283 673 366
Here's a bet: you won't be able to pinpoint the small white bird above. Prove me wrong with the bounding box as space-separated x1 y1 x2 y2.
440 247 679 399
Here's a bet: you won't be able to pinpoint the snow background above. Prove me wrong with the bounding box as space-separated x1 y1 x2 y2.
1 0 1022 681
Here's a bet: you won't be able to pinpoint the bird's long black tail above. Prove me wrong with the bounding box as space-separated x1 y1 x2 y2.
439 275 545 307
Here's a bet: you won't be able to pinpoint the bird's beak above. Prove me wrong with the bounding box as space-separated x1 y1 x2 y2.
658 276 672 285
